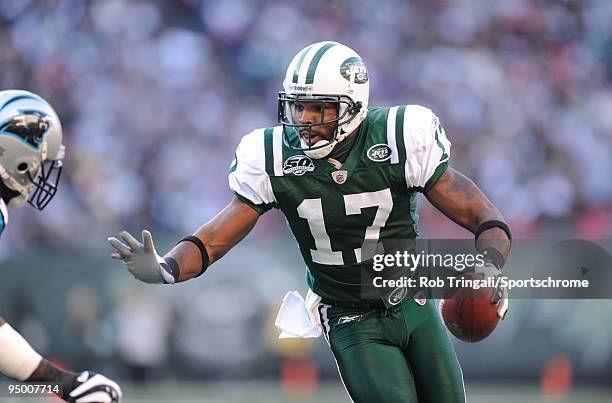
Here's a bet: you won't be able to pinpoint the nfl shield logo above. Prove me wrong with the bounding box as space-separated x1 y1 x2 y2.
331 170 347 184
413 290 426 306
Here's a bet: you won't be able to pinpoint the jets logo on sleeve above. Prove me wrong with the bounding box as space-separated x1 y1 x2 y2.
367 144 392 162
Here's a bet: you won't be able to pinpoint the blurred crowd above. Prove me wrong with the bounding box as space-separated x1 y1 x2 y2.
0 0 611 249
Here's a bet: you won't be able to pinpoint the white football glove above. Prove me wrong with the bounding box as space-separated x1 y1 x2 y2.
108 230 175 284
66 371 122 403
475 262 509 319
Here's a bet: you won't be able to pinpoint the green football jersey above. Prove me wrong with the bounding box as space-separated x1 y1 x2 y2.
229 105 450 302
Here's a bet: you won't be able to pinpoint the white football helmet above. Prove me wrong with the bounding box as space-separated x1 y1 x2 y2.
278 41 369 159
0 90 65 209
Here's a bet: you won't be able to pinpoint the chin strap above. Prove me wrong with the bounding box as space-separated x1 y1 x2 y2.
303 138 338 159
303 129 354 160
301 105 364 159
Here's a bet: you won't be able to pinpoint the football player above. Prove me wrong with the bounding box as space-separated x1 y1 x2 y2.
0 90 122 403
109 42 511 402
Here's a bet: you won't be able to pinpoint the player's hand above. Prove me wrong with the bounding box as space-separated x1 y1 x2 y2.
475 261 501 279
66 371 122 403
108 230 170 284
475 262 509 319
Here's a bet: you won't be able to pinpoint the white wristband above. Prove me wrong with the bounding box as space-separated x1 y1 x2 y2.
0 323 42 381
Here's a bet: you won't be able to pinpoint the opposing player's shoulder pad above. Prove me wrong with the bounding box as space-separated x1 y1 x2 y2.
228 128 277 214
399 105 451 190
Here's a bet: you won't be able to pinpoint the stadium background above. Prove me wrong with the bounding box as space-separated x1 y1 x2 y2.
0 0 611 401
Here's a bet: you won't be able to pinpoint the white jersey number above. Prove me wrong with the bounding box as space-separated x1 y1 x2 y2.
296 189 393 265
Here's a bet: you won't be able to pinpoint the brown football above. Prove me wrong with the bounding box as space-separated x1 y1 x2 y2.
439 272 501 342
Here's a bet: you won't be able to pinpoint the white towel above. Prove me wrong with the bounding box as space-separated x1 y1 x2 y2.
275 290 322 339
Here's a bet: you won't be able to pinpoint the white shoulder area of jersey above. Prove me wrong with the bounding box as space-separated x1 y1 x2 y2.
401 105 451 189
403 104 437 144
228 128 278 206
233 128 267 170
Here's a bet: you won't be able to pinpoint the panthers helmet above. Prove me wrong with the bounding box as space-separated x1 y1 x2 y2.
0 90 65 209
278 41 369 159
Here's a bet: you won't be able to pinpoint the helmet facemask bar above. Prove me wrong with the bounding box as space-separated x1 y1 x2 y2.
277 92 361 152
26 159 62 210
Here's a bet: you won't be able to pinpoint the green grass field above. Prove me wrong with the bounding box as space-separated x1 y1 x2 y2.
2 382 610 403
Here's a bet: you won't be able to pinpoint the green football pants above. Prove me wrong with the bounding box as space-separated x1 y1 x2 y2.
318 299 465 403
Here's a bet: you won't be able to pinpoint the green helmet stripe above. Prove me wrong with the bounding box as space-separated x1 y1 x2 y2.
304 42 337 84
292 44 315 84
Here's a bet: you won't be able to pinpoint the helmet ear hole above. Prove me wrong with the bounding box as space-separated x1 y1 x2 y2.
17 162 28 173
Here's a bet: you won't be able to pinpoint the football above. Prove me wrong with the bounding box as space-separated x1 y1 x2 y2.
439 272 501 343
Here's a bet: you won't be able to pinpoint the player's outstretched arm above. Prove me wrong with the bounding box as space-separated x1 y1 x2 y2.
425 167 511 315
169 195 261 281
425 167 511 260
0 317 122 402
108 196 260 284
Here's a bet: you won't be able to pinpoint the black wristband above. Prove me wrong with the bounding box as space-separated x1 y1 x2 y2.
177 235 209 277
160 257 180 284
475 220 512 242
481 247 506 269
36 359 78 399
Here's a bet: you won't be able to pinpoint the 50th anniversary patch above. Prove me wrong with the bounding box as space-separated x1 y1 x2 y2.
283 155 315 176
